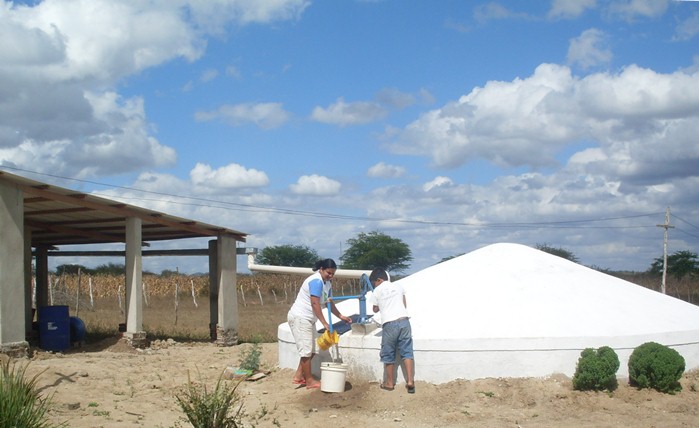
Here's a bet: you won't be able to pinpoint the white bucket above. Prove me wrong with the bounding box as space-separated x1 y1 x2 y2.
320 362 348 393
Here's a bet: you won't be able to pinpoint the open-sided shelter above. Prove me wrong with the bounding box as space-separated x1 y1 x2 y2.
0 170 247 356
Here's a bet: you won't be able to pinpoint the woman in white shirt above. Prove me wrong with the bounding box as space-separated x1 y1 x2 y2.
287 259 352 389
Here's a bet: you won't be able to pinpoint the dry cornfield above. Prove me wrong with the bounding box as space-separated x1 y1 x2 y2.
32 271 698 344
33 273 365 343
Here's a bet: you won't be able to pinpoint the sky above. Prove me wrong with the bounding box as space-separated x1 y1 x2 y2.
1 0 699 275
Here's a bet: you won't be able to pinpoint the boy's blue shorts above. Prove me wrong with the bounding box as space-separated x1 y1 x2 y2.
380 318 414 363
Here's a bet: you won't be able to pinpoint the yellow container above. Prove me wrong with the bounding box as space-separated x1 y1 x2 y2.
316 330 339 351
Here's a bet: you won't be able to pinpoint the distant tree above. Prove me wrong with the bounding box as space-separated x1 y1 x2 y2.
256 244 320 267
535 243 579 263
161 269 180 277
93 262 125 275
649 251 698 281
55 264 92 275
340 231 412 273
438 254 465 264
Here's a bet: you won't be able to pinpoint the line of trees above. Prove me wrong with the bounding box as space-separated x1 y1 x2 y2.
256 235 699 280
257 231 413 273
54 234 697 284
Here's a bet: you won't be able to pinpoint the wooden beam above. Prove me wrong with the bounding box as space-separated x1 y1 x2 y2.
25 218 125 243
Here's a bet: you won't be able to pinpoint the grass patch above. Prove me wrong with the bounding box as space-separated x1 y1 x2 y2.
175 371 245 428
0 358 65 428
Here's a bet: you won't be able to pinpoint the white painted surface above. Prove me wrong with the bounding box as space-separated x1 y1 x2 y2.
248 254 370 278
278 243 699 383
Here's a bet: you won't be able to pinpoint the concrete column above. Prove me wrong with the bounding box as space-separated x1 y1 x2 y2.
216 235 238 346
24 227 33 336
124 217 146 347
0 180 29 356
208 239 218 340
35 246 49 309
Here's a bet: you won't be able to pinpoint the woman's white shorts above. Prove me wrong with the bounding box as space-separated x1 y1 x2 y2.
287 314 316 358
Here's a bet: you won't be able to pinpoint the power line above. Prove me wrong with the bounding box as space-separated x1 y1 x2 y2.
0 165 672 231
673 214 699 232
675 227 699 241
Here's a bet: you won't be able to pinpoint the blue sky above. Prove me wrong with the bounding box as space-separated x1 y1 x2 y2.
2 0 699 275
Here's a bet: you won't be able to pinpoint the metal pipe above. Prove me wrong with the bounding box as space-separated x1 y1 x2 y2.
246 253 370 278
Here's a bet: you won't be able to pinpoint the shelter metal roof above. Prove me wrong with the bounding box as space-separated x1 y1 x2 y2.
0 171 247 247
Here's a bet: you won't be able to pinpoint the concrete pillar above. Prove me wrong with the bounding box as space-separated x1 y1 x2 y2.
24 227 33 336
216 235 238 346
124 217 146 347
35 246 49 309
208 239 218 340
0 180 29 357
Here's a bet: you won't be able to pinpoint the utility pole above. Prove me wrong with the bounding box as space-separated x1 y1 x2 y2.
656 207 674 295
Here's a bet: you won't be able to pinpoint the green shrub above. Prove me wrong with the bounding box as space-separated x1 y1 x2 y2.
628 342 685 394
0 358 64 428
572 346 620 391
175 372 245 428
238 342 262 372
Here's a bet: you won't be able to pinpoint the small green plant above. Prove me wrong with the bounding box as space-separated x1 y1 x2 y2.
0 358 65 428
572 346 620 391
628 342 685 394
238 342 262 372
175 372 245 428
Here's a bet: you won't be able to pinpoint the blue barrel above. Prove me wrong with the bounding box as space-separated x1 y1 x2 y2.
69 316 86 343
39 306 70 352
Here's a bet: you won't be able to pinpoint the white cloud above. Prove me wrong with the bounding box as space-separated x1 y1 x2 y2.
194 102 291 129
388 64 580 169
473 3 530 24
387 63 699 185
190 163 269 189
567 29 612 70
674 11 699 41
0 91 176 178
181 0 310 32
607 0 669 21
376 88 416 109
423 176 454 192
548 0 596 19
310 97 387 126
0 0 307 178
367 162 406 179
225 65 242 79
2 0 204 83
289 175 341 195
200 68 219 82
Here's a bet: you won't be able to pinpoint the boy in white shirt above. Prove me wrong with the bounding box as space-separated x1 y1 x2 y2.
369 268 415 393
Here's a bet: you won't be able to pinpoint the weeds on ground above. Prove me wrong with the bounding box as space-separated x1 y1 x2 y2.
238 342 262 373
175 371 245 428
0 358 65 428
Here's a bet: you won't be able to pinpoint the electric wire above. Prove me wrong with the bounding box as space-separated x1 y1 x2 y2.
0 165 684 232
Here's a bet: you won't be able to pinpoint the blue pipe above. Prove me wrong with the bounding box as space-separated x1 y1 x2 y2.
324 273 375 332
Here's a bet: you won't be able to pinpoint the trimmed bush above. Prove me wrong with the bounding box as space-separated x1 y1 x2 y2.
628 342 685 394
572 346 620 391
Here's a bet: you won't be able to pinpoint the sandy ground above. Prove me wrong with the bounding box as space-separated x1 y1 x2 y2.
18 337 699 428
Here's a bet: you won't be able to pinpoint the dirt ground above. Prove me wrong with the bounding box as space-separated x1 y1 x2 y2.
17 337 699 428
